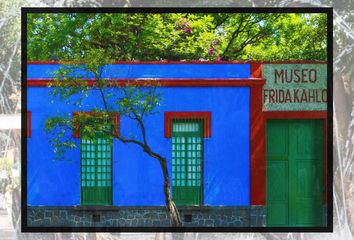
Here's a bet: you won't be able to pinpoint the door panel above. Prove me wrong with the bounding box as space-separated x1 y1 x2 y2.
266 120 289 157
172 186 202 206
267 161 289 226
291 120 324 226
266 119 324 227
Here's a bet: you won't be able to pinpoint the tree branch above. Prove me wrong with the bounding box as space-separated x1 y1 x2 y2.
221 15 249 60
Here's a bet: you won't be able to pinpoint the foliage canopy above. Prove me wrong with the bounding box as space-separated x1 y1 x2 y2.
27 13 327 61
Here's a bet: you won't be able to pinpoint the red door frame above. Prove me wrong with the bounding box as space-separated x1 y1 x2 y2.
250 110 328 206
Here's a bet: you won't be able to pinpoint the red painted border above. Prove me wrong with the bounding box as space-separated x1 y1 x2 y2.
28 60 328 64
250 84 266 205
250 63 262 78
27 79 265 87
72 112 120 138
28 61 248 65
164 112 211 138
27 111 31 137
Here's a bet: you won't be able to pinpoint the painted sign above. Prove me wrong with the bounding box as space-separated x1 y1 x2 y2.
262 64 327 111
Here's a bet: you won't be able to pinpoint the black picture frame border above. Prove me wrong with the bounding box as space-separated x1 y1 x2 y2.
21 7 333 233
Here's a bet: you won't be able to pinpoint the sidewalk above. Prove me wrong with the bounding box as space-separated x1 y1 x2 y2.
0 208 16 240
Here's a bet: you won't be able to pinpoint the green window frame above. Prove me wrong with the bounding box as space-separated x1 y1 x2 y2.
81 132 112 205
172 119 203 206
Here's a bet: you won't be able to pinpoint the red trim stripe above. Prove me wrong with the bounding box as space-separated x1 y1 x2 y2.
27 60 328 64
27 79 265 87
250 62 262 78
164 112 211 138
250 84 266 205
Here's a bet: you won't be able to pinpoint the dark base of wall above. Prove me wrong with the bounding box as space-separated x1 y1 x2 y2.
27 205 266 228
250 205 266 227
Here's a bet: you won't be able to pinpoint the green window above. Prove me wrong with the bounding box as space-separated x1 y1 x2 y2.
172 119 203 206
81 134 112 205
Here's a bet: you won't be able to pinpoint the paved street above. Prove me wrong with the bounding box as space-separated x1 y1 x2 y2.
0 208 16 240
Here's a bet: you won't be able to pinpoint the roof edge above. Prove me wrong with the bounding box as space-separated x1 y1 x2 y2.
27 60 328 65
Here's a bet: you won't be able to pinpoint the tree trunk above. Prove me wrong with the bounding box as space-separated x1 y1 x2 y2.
143 147 182 227
163 172 182 227
157 156 182 227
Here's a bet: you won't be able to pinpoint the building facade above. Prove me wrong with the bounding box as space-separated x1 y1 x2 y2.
26 61 328 228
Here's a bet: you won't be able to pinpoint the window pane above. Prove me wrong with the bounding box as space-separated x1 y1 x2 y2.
173 123 199 132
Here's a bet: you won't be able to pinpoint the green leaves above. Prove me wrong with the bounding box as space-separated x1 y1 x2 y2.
28 13 327 61
45 115 77 161
116 80 162 119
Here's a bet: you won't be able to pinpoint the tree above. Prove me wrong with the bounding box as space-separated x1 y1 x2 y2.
44 49 182 226
27 13 327 62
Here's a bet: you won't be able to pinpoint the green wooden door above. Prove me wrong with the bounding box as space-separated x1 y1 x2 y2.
266 119 324 226
81 136 112 205
172 119 203 206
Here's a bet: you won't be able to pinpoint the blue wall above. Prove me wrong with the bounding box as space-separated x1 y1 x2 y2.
27 63 251 207
27 63 250 79
27 87 250 206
